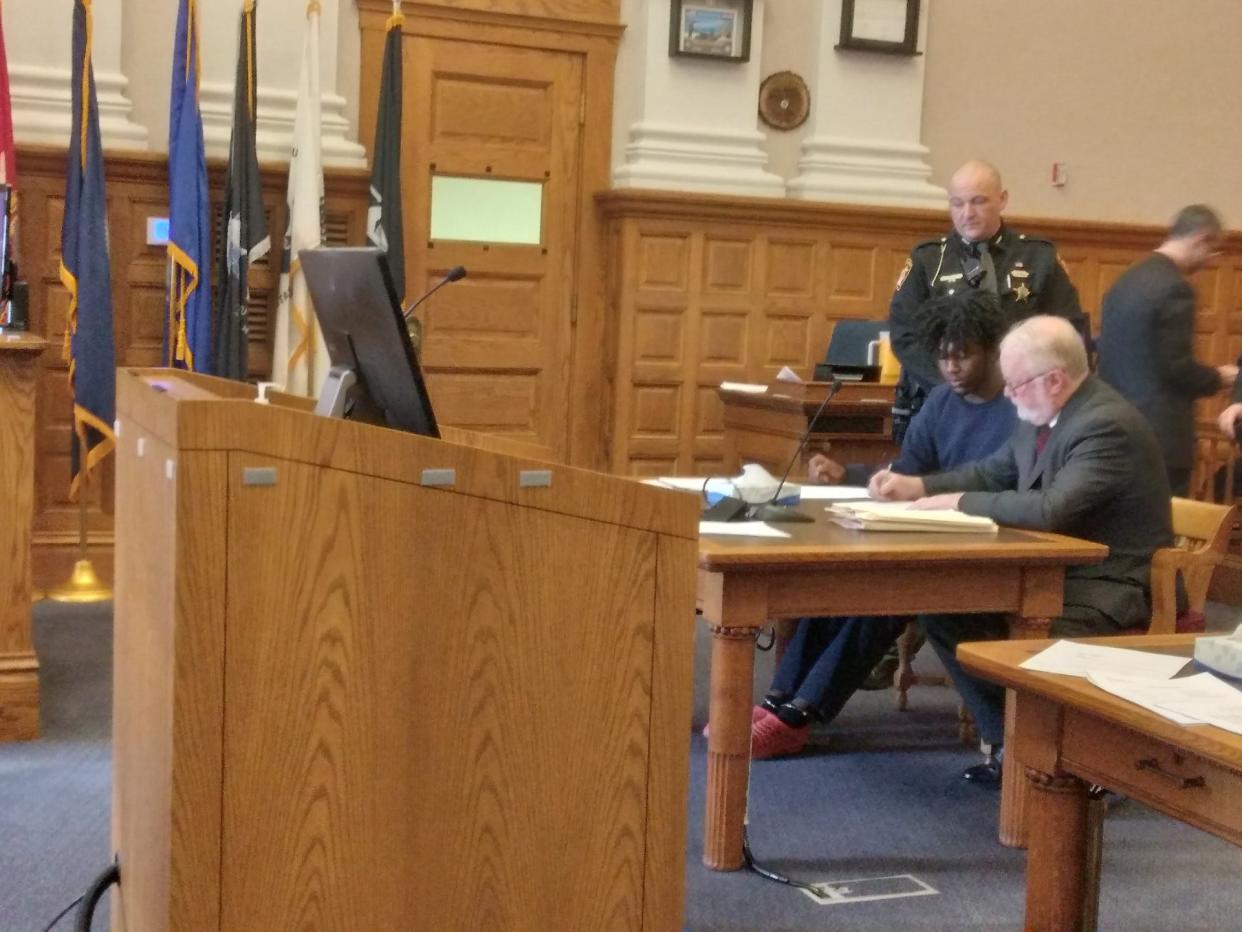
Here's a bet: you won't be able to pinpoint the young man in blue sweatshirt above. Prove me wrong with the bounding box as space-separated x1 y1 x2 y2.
748 291 1016 759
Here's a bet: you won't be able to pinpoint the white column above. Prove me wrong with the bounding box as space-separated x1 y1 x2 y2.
120 0 366 166
612 0 783 198
786 0 943 207
8 0 149 150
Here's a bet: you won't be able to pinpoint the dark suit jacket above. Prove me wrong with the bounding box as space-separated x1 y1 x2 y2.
923 377 1173 628
1097 252 1221 472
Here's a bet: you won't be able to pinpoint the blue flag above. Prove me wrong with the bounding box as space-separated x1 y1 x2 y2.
166 0 212 372
59 0 115 499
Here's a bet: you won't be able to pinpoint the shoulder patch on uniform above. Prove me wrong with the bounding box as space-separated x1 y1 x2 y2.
895 258 913 292
1018 235 1056 248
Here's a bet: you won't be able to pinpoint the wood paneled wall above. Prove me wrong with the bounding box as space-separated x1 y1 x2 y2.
17 146 369 585
597 189 1242 477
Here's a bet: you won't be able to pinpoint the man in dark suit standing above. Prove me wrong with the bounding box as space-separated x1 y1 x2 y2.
1097 205 1236 495
871 316 1173 784
888 160 1088 443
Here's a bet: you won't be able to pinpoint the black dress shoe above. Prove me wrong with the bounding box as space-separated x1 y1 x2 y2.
962 759 1002 788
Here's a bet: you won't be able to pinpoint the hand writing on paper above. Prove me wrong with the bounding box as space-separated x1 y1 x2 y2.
868 469 924 501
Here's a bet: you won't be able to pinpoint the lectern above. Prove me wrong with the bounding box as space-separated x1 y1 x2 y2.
111 369 698 931
0 332 45 741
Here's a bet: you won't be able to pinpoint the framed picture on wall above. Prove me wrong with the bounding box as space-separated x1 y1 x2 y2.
669 0 753 63
837 0 921 55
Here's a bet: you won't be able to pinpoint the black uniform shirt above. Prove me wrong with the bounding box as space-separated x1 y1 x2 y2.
888 226 1089 393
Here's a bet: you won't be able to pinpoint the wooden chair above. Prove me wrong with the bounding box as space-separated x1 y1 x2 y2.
1190 434 1238 505
893 620 974 743
1146 496 1237 634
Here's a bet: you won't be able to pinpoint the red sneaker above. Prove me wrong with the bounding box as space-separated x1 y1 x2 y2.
701 705 769 739
750 710 809 759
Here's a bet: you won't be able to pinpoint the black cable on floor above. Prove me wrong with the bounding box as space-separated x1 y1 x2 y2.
742 826 822 894
73 859 120 932
40 894 85 932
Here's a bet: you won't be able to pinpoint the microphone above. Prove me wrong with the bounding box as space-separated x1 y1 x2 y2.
402 265 466 321
747 377 844 523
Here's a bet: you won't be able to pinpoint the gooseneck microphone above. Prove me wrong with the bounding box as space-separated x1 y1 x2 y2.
748 377 844 523
402 265 466 321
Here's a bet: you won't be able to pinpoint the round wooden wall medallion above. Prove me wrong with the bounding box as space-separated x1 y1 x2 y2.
758 71 810 131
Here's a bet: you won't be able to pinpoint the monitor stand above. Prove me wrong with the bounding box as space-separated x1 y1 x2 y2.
314 365 357 419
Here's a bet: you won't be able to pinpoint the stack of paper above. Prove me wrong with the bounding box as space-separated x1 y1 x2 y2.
798 485 871 502
826 500 997 533
1020 640 1242 735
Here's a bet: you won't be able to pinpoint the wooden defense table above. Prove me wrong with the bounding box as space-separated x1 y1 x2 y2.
718 381 899 477
959 634 1242 932
697 511 1107 870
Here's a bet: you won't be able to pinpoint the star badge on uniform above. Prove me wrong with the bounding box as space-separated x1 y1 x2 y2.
1014 282 1031 301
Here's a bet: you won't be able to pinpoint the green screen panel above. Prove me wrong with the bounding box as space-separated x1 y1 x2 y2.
429 175 544 245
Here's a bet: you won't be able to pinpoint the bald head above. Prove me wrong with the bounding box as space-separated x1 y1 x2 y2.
948 160 1008 242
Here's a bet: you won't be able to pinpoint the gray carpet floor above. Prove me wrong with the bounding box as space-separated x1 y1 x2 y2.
3 601 1241 931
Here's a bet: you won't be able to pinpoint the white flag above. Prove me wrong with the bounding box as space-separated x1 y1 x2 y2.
270 0 328 396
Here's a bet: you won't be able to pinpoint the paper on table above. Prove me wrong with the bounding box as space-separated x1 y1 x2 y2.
719 381 767 394
1149 676 1242 730
798 485 872 501
826 500 997 532
775 366 803 383
1019 640 1190 679
642 476 710 492
699 521 790 538
1085 672 1223 724
1198 709 1242 735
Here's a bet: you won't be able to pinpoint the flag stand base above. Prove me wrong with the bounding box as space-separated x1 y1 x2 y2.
48 485 111 604
46 559 112 604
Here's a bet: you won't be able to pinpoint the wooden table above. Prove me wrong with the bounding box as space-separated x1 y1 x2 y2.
959 634 1242 932
718 381 899 477
0 331 46 741
697 511 1107 870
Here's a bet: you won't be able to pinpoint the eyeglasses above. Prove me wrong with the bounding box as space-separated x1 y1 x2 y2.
1004 369 1054 394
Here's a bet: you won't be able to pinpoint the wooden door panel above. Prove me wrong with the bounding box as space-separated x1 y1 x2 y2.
410 38 582 461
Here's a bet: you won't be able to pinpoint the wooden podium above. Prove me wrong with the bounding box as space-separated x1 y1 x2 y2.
0 332 45 741
111 369 698 931
718 380 899 476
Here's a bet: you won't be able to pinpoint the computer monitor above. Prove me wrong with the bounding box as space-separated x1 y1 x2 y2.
299 247 439 438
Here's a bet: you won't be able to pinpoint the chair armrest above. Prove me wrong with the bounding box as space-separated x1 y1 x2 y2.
1148 545 1224 635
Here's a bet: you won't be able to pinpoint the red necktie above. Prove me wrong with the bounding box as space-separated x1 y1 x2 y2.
1035 425 1052 456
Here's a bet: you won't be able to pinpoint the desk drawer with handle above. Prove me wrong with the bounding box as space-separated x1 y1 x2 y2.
1060 711 1242 845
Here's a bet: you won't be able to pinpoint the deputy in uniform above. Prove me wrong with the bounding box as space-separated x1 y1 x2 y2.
889 160 1089 441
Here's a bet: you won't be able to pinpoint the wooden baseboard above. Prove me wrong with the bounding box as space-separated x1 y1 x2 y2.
0 657 40 741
